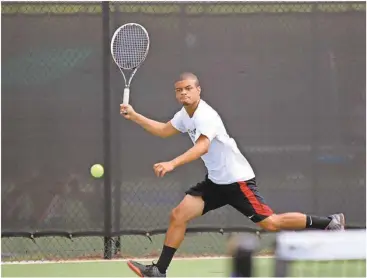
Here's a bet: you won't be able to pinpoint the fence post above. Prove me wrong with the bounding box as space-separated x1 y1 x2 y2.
102 1 113 260
310 3 320 215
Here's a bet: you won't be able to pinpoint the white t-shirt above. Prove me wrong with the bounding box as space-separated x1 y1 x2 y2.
170 99 255 184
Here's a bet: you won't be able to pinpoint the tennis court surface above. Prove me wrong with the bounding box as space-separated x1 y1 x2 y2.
2 256 366 277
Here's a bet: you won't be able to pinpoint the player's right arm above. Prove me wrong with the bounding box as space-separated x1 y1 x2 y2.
120 104 180 138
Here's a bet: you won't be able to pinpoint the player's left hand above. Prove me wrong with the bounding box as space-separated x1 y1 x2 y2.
153 161 175 177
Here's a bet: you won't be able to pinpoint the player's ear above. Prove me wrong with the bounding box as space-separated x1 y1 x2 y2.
197 86 201 94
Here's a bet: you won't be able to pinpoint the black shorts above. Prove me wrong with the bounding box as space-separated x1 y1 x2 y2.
185 176 273 223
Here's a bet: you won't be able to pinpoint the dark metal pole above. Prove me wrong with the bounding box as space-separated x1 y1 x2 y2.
109 1 122 256
102 1 113 260
231 234 258 277
310 3 320 215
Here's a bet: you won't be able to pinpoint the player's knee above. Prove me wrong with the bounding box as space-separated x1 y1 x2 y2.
169 207 186 225
262 223 280 232
257 214 281 232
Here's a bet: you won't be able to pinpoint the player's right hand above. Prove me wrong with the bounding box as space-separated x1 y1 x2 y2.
120 104 136 120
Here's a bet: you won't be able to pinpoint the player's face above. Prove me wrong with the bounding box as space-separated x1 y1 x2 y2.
174 79 201 106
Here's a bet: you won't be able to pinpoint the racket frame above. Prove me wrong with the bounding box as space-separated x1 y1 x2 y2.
110 23 150 105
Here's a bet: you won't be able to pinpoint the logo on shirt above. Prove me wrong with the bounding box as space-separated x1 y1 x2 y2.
188 128 196 141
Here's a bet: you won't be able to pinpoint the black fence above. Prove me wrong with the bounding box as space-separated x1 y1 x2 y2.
2 2 366 261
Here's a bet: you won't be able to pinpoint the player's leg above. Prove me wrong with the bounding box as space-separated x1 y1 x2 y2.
156 194 204 271
155 179 227 273
127 177 227 277
228 178 345 231
243 180 345 231
258 212 345 231
127 195 203 277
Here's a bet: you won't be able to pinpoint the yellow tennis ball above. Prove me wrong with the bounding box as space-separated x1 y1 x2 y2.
90 164 104 178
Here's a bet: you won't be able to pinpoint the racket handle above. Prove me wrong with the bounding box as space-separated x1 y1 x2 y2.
123 88 130 105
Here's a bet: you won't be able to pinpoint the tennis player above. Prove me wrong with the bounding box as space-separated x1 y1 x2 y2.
121 73 345 277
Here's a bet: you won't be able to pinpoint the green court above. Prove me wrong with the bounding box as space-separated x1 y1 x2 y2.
2 257 366 277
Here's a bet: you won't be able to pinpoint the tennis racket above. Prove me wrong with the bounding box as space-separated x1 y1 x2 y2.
110 23 150 109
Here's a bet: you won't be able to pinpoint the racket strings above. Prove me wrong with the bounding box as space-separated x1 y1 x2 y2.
112 24 149 69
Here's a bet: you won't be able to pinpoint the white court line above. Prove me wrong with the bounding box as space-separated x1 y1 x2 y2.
2 255 273 265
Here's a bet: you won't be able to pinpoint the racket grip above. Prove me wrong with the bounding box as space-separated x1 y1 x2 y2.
123 88 130 105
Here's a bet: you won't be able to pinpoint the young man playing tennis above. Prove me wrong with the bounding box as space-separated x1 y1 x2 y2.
120 73 345 277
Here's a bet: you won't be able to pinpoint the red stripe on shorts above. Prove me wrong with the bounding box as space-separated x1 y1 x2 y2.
238 181 273 216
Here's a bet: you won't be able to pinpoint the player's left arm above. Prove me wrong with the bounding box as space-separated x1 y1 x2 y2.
154 112 219 177
173 135 210 167
153 135 210 177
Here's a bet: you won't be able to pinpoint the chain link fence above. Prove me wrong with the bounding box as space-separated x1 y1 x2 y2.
2 2 366 262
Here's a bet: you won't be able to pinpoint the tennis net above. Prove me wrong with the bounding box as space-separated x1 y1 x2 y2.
230 230 366 277
274 229 366 277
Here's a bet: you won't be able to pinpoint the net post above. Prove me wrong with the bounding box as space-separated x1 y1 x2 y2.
274 232 288 277
230 233 259 277
102 1 113 260
274 258 288 277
